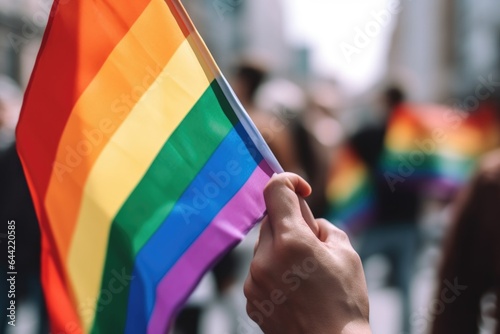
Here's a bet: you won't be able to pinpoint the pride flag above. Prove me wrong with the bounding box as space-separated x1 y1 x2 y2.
327 102 499 233
381 103 500 194
325 145 375 234
16 0 281 333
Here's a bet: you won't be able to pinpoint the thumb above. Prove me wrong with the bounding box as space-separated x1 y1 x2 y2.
263 173 313 235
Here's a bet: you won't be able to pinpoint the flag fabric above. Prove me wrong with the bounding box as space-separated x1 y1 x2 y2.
15 0 281 333
381 103 500 194
326 102 499 233
325 145 375 234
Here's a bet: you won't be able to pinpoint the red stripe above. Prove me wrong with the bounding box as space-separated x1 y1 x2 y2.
166 0 190 37
16 0 150 199
16 0 152 329
17 148 80 331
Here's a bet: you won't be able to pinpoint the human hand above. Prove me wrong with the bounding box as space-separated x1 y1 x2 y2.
244 173 371 334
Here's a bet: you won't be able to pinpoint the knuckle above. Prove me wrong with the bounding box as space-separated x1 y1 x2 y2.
249 259 267 280
253 239 259 255
275 235 315 264
325 220 345 234
275 231 305 254
337 228 349 242
349 248 362 264
263 176 280 198
344 246 362 268
332 227 350 245
264 173 292 198
318 218 338 233
245 300 255 316
243 276 253 299
317 218 331 226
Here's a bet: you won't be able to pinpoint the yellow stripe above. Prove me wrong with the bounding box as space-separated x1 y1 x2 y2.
67 38 212 329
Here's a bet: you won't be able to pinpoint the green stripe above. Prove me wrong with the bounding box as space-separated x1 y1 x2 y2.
91 81 237 333
212 79 239 125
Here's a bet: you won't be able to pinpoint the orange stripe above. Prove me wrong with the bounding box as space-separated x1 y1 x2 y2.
42 235 82 333
166 0 190 37
44 0 186 261
18 147 81 330
17 0 151 328
16 0 151 201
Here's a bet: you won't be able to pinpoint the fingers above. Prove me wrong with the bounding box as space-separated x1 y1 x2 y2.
263 173 312 235
316 218 352 247
316 218 336 243
254 217 273 256
299 197 319 237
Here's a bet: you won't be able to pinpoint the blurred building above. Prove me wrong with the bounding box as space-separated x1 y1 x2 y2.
0 0 45 87
1 0 306 89
387 0 500 102
454 0 500 94
387 0 455 102
185 0 295 78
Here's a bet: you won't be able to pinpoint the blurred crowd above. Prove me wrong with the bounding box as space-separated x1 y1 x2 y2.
1 56 500 334
0 76 47 333
170 60 500 334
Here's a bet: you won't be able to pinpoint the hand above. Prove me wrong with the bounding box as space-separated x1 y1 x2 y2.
244 173 371 334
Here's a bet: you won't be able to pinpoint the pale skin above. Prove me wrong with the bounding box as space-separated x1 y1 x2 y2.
244 173 371 334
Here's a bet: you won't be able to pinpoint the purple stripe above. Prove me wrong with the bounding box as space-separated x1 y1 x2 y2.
147 161 273 333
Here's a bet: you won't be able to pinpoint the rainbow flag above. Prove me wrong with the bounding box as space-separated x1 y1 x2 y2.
325 145 375 234
326 102 499 232
381 103 500 194
15 0 280 333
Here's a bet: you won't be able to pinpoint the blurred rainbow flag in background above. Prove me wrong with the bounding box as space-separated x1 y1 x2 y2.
325 145 375 234
327 102 499 233
16 0 280 333
381 103 499 194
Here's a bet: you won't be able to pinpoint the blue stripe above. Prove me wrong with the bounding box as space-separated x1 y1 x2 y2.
124 122 263 333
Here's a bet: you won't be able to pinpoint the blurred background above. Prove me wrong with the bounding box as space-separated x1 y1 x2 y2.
1 0 499 333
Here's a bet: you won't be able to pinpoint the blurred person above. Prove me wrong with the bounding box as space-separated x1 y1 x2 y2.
231 63 303 177
350 86 420 333
300 80 346 217
244 172 371 334
255 78 332 216
0 89 48 333
430 151 500 332
289 116 330 217
231 62 267 115
0 100 14 150
232 63 329 213
304 79 345 149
